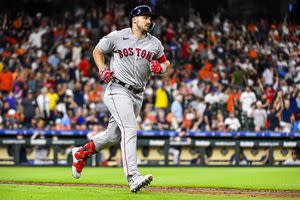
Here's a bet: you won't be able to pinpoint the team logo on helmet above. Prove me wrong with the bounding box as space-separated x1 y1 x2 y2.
129 5 157 21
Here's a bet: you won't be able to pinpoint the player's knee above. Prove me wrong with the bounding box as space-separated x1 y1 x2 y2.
109 134 121 145
123 127 137 137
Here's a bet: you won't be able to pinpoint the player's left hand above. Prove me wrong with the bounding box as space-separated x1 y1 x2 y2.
150 60 163 74
99 68 113 83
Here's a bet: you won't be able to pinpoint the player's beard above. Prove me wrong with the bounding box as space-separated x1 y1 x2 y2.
137 23 151 34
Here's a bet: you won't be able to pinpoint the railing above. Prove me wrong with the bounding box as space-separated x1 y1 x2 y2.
0 129 299 166
0 129 299 138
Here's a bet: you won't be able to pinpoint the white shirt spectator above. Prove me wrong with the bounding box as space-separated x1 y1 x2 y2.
217 92 229 104
282 23 289 35
196 101 206 116
171 99 183 121
57 44 68 59
37 88 50 117
240 90 256 112
205 92 220 105
262 68 273 85
240 62 254 71
277 60 288 68
224 116 241 131
223 20 230 35
72 45 82 65
283 158 300 165
28 28 47 48
253 108 267 129
141 119 153 130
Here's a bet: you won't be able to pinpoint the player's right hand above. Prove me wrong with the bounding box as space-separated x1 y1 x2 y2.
99 68 113 83
150 60 163 74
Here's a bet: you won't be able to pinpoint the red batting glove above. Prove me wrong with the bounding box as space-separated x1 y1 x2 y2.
150 60 163 74
99 68 113 83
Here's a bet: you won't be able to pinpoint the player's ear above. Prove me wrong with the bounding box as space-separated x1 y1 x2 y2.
132 16 138 24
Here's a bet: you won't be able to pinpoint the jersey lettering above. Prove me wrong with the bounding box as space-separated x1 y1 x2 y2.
146 51 152 61
136 48 141 56
128 48 134 56
141 50 146 58
118 50 123 58
123 48 129 56
118 48 153 61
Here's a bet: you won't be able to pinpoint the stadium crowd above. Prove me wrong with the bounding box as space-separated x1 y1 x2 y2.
0 5 300 133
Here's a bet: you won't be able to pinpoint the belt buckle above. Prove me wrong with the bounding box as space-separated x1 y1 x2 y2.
124 84 130 89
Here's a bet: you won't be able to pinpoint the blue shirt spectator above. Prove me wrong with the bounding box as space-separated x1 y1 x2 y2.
171 95 183 121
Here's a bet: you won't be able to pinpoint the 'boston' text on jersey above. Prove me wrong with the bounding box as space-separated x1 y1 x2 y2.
118 48 153 61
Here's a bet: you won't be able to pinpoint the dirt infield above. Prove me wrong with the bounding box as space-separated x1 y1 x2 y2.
1 181 300 198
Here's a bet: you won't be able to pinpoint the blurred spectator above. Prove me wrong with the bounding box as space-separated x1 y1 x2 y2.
28 27 47 48
260 148 272 165
279 99 295 132
46 87 59 112
0 67 13 93
4 108 20 129
171 95 183 129
283 150 300 165
252 101 267 131
204 87 220 105
30 120 51 165
169 127 191 165
240 86 257 113
192 103 212 131
211 109 225 131
21 90 37 128
230 148 248 165
231 65 246 88
7 134 28 164
4 91 16 109
224 112 241 131
267 107 280 131
154 80 169 110
154 109 170 130
37 87 50 120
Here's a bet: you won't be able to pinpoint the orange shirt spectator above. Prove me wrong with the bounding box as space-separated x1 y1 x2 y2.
183 116 193 129
89 90 100 103
199 62 213 81
247 23 256 33
1 50 11 58
185 63 193 71
248 48 258 59
211 68 220 83
16 48 26 56
0 70 13 92
227 94 235 113
13 18 22 29
197 43 204 52
12 70 19 81
227 90 241 112
210 35 217 43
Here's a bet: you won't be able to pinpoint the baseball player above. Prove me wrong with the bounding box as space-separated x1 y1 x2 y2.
71 5 170 192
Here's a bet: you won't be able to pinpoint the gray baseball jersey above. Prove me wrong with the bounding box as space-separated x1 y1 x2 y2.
92 28 166 182
96 27 165 88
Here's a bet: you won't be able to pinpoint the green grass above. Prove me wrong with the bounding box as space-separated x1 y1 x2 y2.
0 184 296 200
0 167 299 200
0 167 299 190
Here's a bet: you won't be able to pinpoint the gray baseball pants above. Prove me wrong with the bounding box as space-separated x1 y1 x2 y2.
91 82 143 181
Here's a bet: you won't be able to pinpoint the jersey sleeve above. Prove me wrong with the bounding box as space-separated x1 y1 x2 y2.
96 31 117 54
154 39 165 61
